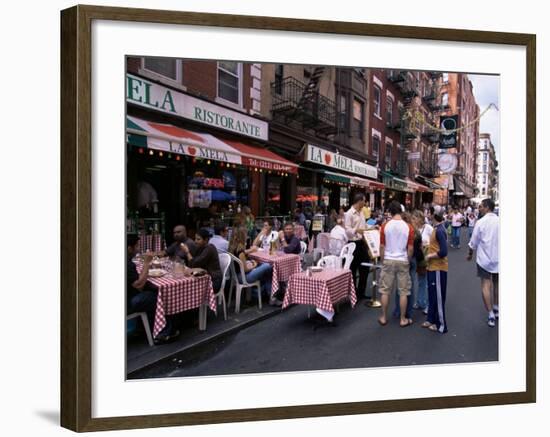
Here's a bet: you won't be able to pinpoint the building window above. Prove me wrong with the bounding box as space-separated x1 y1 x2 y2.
373 85 381 117
217 61 241 105
386 96 394 124
372 135 380 158
274 64 284 95
482 188 486 195
353 99 364 140
483 153 488 162
441 92 449 107
483 164 488 173
338 94 348 131
143 57 180 81
385 142 392 169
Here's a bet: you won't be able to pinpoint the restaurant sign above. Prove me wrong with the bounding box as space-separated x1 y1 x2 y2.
305 144 378 179
126 74 268 141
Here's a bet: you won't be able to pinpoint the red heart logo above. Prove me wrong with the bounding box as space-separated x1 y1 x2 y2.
324 153 332 165
188 146 197 156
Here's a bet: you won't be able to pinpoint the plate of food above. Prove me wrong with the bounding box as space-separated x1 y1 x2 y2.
148 268 167 278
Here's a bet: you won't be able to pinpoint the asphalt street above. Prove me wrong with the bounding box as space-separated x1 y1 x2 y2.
132 230 499 379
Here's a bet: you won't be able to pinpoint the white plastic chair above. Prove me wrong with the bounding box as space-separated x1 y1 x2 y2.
300 241 308 255
339 242 356 258
317 255 341 269
228 253 262 314
199 253 230 330
126 312 154 346
341 252 354 270
216 253 231 320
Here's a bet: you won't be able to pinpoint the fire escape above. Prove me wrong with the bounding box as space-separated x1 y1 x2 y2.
271 66 337 138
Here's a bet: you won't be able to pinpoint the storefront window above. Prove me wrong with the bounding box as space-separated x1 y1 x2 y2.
266 175 283 216
297 170 318 211
186 161 248 228
339 186 350 209
320 187 330 209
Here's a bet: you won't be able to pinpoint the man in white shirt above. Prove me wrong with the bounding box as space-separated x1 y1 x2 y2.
210 223 229 253
344 193 370 300
377 200 415 327
467 198 499 327
450 209 464 249
253 219 279 250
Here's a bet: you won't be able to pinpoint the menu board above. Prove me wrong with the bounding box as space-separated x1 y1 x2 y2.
364 229 380 259
311 217 324 232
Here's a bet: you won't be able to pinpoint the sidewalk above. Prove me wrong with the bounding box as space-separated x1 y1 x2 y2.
127 301 282 376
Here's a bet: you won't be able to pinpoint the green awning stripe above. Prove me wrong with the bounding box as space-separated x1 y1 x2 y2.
127 117 148 148
127 133 147 148
127 117 147 132
324 173 351 184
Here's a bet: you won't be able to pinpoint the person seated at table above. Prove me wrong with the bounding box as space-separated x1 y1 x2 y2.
277 222 302 254
127 234 180 345
252 219 279 250
210 222 229 253
162 225 197 261
228 226 273 300
329 216 348 255
179 228 223 292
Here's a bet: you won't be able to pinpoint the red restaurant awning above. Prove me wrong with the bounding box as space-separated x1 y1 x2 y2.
224 140 298 174
126 116 298 174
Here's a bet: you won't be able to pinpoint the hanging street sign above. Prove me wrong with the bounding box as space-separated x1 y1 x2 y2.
438 115 459 149
438 153 458 173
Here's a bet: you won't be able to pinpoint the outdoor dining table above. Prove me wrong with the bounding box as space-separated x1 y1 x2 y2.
248 249 302 295
283 268 357 314
135 261 217 337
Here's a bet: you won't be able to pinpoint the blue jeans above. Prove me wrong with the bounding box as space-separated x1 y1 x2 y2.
244 262 273 297
416 271 428 309
468 227 474 239
451 226 461 247
393 258 416 319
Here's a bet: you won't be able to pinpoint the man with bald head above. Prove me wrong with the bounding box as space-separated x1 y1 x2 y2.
164 225 197 260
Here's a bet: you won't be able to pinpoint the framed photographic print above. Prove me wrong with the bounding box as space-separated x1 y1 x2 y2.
60 4 536 432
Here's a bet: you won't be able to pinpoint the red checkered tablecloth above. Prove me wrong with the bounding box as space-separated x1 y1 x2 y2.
294 224 307 240
249 250 302 295
135 262 216 337
138 232 164 253
283 269 356 313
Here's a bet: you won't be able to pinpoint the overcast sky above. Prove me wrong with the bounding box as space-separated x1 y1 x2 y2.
468 74 500 160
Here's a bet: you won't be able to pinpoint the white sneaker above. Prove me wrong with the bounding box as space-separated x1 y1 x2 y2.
488 316 496 328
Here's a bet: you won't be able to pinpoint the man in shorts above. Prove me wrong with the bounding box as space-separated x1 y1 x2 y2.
467 198 499 327
378 201 415 327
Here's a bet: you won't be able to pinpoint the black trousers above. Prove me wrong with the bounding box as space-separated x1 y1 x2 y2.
349 239 370 299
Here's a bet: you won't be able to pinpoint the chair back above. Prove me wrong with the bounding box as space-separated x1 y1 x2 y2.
300 241 308 255
229 253 250 285
218 252 232 292
317 255 341 269
342 253 354 270
316 232 331 252
339 242 356 258
328 237 345 255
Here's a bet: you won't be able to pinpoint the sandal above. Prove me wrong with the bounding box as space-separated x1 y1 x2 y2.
400 318 414 327
378 318 388 326
421 321 432 328
428 324 439 332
